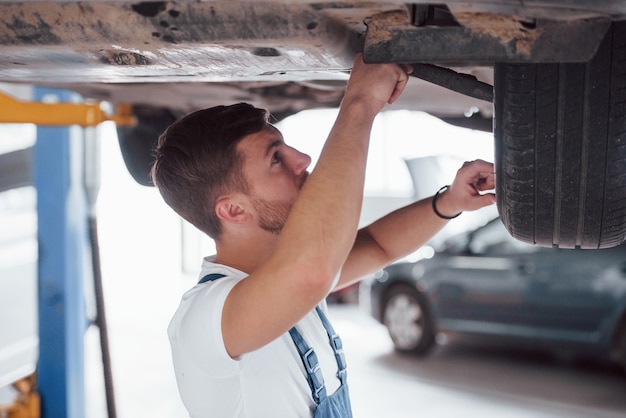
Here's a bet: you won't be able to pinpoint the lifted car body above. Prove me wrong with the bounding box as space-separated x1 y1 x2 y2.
0 1 625 248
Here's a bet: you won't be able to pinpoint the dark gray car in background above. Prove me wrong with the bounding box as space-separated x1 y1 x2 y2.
363 218 626 371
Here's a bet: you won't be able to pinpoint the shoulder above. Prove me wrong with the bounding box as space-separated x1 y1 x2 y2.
179 270 245 315
168 270 246 375
171 260 247 338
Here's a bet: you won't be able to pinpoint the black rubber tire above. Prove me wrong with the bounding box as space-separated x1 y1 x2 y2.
116 105 178 187
381 283 435 356
494 21 626 249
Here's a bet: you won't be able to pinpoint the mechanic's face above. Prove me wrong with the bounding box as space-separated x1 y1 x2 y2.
238 125 311 234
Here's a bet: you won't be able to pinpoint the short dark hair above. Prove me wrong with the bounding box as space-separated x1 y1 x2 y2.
151 103 269 239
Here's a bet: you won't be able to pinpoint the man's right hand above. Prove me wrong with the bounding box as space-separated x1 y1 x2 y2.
342 53 412 116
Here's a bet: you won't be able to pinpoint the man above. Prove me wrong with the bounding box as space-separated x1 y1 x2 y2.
151 54 496 417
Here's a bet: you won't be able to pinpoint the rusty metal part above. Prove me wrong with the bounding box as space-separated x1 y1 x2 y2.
364 9 612 64
0 1 376 84
409 63 493 102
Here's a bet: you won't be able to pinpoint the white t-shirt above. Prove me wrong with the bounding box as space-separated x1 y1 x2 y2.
168 257 342 418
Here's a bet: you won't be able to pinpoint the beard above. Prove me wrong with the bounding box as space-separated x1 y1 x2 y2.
250 195 292 235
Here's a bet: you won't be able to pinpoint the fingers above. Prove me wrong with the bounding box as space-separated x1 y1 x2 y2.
346 54 412 108
388 63 413 104
458 160 495 188
461 158 493 173
388 73 409 104
446 159 497 213
399 63 413 75
470 171 495 192
467 192 497 210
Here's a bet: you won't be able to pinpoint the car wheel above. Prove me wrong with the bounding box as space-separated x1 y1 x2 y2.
381 283 435 356
116 105 178 187
494 21 626 249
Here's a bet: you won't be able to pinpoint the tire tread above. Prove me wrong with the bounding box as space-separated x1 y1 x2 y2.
495 21 626 248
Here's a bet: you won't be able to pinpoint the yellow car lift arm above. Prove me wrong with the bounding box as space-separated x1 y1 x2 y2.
0 91 135 127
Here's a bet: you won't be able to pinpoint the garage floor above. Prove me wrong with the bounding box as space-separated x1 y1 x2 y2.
332 305 626 418
84 301 626 418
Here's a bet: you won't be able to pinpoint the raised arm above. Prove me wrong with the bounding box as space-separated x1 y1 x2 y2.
337 159 496 288
221 55 412 357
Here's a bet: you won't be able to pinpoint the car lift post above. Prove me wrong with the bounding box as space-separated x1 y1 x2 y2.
33 87 88 418
4 86 134 417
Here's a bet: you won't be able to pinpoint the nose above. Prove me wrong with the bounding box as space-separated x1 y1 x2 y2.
289 146 311 175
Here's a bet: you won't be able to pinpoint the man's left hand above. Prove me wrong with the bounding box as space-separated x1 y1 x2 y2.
436 159 496 217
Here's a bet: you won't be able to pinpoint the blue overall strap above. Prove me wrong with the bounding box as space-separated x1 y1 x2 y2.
315 307 347 383
198 273 226 284
289 327 327 404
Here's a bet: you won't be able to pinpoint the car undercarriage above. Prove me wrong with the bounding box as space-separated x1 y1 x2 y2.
1 1 625 248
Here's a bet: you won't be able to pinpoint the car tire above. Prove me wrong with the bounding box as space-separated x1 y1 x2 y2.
494 21 626 249
381 283 435 356
116 105 178 187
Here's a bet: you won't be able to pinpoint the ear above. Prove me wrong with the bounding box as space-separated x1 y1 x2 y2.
215 195 252 225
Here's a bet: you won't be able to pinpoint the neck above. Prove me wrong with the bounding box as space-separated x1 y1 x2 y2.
214 229 279 274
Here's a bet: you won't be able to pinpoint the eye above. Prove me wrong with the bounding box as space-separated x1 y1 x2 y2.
271 151 281 164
